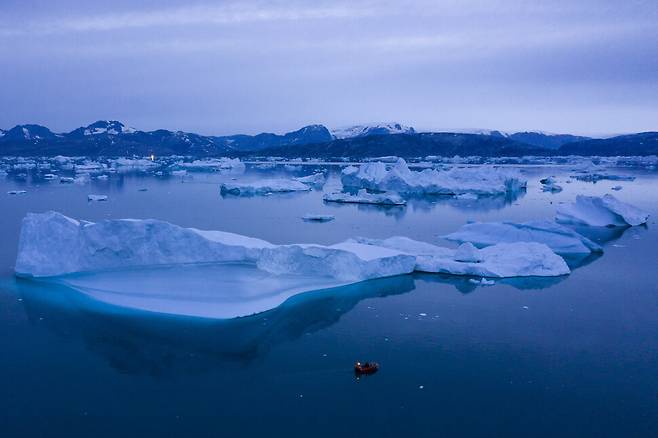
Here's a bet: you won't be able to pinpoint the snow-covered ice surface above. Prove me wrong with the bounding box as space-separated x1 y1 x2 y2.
341 158 526 196
323 189 406 205
352 236 570 278
443 220 602 254
556 194 650 227
220 178 311 196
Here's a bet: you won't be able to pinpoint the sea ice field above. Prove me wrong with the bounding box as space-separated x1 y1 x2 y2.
1 156 657 436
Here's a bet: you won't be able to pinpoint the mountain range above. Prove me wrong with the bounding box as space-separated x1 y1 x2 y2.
0 120 656 157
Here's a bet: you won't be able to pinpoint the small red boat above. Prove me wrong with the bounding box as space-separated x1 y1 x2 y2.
354 361 379 375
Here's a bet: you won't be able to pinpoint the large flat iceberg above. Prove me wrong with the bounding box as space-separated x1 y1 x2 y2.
15 213 573 319
443 220 602 254
341 158 526 196
323 189 406 206
220 178 311 196
556 194 649 227
351 236 570 278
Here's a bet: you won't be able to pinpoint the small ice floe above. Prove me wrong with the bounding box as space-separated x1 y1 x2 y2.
7 190 27 195
573 173 635 183
43 173 57 180
171 170 187 176
611 185 623 191
323 189 406 206
87 194 108 202
181 158 246 172
302 214 335 222
96 175 109 180
59 177 74 184
444 220 602 255
220 179 311 196
341 157 526 196
284 164 302 172
556 194 649 227
294 172 327 187
540 177 563 193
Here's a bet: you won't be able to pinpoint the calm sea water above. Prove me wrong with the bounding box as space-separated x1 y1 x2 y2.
1 163 657 437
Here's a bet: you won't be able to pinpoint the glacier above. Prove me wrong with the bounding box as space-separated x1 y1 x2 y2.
443 220 602 254
341 158 526 196
556 194 649 227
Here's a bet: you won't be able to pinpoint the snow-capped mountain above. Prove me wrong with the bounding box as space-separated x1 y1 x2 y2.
69 120 136 137
331 123 416 139
2 124 57 141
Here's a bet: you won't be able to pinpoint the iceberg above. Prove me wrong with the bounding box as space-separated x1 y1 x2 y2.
351 237 570 278
323 189 406 206
540 177 563 193
220 179 311 196
180 158 245 172
443 220 602 254
556 194 649 227
341 158 526 196
294 172 327 187
14 212 414 281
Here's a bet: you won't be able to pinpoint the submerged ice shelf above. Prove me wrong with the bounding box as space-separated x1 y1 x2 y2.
15 212 573 318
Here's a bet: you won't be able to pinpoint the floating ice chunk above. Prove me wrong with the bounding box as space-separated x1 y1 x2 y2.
59 177 74 184
323 189 406 206
87 194 108 202
8 190 27 195
556 194 649 227
341 158 526 196
454 242 484 262
611 185 622 191
294 172 327 187
96 175 109 180
171 170 187 176
540 177 563 193
181 158 245 172
444 220 602 254
302 214 335 222
43 173 57 180
220 178 311 196
454 193 478 200
351 236 569 277
573 173 635 183
110 158 157 169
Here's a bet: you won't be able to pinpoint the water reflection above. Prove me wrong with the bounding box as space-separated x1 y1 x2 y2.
11 275 415 377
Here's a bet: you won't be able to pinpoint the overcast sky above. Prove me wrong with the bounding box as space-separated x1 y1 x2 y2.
1 0 657 136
